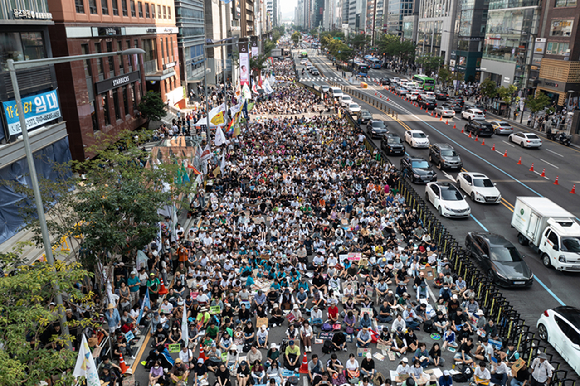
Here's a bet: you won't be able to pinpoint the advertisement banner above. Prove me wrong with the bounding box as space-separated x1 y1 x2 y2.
251 38 259 58
2 89 61 136
239 42 250 86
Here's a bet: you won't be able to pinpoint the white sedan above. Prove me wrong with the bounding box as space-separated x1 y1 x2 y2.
434 106 456 118
457 172 502 203
347 103 361 114
425 182 471 218
405 130 430 148
340 95 353 107
509 132 542 148
537 306 580 377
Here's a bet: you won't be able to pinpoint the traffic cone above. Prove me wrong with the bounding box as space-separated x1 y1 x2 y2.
517 157 522 165
461 127 464 133
446 120 449 125
541 168 546 177
199 344 206 360
492 144 496 151
431 111 434 116
299 352 309 374
119 353 130 374
440 116 443 121
481 139 485 145
475 135 479 142
530 163 534 172
571 184 576 194
453 123 456 129
554 176 560 185
387 97 389 101
503 150 508 157
159 278 168 295
468 132 472 138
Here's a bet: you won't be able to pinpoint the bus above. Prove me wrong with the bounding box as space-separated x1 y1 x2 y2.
354 62 369 77
300 50 308 58
367 58 382 69
413 75 435 91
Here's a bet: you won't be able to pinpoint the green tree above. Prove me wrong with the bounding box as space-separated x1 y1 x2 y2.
0 246 92 386
480 78 498 99
292 31 301 45
497 84 519 106
525 91 552 115
378 34 400 56
250 54 268 78
415 54 443 75
350 34 370 50
438 66 453 87
138 91 167 129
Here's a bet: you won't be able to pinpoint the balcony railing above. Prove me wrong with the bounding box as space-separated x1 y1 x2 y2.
144 59 158 74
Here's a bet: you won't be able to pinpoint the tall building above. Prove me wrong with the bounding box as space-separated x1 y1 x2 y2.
175 0 205 92
0 0 73 244
348 0 365 32
323 0 335 30
387 0 418 35
47 0 181 160
479 0 540 88
416 0 458 63
533 0 580 107
450 0 489 81
204 0 231 84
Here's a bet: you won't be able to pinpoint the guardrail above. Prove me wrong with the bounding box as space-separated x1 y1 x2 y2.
328 80 577 386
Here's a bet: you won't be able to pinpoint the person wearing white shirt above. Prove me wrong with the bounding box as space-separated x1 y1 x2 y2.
395 358 411 376
490 357 509 386
179 345 195 369
530 353 552 386
474 362 492 385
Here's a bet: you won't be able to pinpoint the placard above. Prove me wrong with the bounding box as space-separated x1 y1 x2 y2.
511 358 525 374
361 308 373 317
357 347 371 357
348 253 361 261
168 343 181 353
257 317 268 328
210 305 221 314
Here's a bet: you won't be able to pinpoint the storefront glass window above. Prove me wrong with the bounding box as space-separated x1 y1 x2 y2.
112 89 121 120
0 32 48 71
102 93 110 126
546 42 570 55
555 0 576 6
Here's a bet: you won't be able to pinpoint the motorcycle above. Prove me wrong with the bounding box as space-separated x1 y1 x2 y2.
557 132 571 146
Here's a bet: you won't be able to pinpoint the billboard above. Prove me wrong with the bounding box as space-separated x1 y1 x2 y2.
2 89 61 136
239 42 250 86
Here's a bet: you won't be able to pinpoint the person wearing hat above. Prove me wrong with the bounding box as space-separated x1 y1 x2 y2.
530 352 552 386
147 272 161 304
170 357 190 384
266 342 280 367
237 361 251 386
104 303 121 334
269 303 284 327
193 358 208 386
438 370 453 386
395 357 411 378
289 303 304 326
361 352 376 379
284 339 301 371
127 269 140 305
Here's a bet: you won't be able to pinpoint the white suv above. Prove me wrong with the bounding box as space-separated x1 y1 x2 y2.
462 108 485 121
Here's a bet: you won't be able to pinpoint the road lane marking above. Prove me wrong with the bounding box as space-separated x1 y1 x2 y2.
470 215 489 231
442 171 456 182
533 275 566 306
540 159 560 169
546 149 564 157
502 140 515 148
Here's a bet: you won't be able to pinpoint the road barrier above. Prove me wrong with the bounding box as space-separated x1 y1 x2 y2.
331 80 576 385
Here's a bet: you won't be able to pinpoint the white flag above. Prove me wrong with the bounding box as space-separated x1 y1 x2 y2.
263 78 274 94
214 126 226 146
220 152 226 173
73 335 101 386
181 303 189 350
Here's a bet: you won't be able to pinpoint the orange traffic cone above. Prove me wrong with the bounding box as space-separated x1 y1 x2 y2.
387 97 390 101
475 135 479 142
530 163 534 172
453 124 456 129
481 139 485 145
119 353 130 374
159 278 168 295
199 344 206 360
431 111 434 116
541 168 546 177
571 184 576 194
503 150 508 157
440 116 443 121
299 352 309 374
554 176 560 185
517 157 522 165
461 127 464 133
446 120 449 125
492 143 496 151
468 132 472 138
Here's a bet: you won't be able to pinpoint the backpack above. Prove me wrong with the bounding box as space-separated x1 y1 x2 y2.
322 323 333 331
423 319 434 334
322 340 332 354
452 365 472 382
243 343 252 353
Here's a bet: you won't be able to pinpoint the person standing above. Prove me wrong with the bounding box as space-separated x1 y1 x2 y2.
530 353 552 386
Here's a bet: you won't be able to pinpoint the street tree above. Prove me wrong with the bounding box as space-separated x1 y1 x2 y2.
378 34 399 56
0 245 92 386
292 31 301 45
138 91 167 129
415 54 444 75
438 66 453 87
351 34 370 50
525 91 552 116
480 78 498 99
497 84 519 106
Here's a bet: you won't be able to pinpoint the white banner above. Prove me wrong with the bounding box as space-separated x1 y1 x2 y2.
239 42 250 86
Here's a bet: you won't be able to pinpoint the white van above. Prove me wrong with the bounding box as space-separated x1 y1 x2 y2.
329 87 343 99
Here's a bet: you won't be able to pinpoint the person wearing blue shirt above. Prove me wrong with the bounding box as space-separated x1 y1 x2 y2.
439 371 453 386
246 275 255 288
297 278 310 294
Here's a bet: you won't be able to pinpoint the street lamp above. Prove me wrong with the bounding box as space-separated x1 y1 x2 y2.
7 47 145 349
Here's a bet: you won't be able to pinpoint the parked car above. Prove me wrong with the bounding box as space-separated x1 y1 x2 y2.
358 109 372 124
347 103 361 114
537 306 580 377
429 143 463 170
457 172 502 203
419 98 437 110
405 130 430 148
426 182 471 218
509 132 542 148
465 120 494 136
465 232 533 287
381 134 406 155
400 156 437 183
368 120 389 139
490 121 514 135
462 108 486 121
434 105 456 118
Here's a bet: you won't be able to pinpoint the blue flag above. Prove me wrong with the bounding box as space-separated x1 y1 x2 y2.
242 100 249 120
137 288 151 325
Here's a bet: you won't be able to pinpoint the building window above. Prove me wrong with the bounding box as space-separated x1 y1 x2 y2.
123 86 130 116
112 0 118 14
151 3 155 17
95 42 104 80
166 38 170 63
112 89 121 120
555 0 576 6
160 38 164 64
76 0 85 13
168 6 171 18
102 93 111 126
163 5 166 18
157 5 161 18
132 83 137 110
107 41 114 76
130 0 136 16
170 37 173 62
546 42 570 55
550 20 574 36
102 0 109 14
138 1 143 16
122 0 127 15
89 0 98 13
145 3 150 17
18 32 46 62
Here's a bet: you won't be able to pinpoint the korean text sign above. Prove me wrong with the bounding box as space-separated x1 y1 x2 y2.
2 90 61 136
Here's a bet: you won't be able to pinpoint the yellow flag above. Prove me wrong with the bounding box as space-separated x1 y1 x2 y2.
210 111 225 126
338 109 341 119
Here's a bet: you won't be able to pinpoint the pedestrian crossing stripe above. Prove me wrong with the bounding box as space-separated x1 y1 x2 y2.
299 77 383 83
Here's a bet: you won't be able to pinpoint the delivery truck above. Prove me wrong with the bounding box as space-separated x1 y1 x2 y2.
511 197 580 271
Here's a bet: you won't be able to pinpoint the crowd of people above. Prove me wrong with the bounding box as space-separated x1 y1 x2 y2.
91 55 556 386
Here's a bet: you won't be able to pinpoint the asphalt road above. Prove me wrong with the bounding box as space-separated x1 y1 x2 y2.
303 49 580 314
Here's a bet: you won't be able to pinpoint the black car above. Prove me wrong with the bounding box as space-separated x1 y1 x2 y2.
465 232 533 287
381 134 406 155
359 109 372 124
380 77 391 85
450 97 464 107
311 69 320 76
419 98 437 110
400 156 437 184
465 120 494 136
368 120 389 139
434 90 449 100
429 143 463 170
448 103 463 113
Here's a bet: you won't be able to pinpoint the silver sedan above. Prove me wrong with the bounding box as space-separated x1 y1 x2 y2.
490 120 514 135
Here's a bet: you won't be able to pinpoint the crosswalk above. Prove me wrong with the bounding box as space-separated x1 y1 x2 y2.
299 77 384 83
